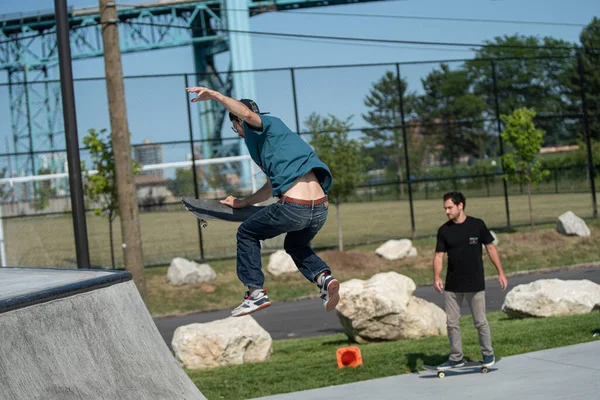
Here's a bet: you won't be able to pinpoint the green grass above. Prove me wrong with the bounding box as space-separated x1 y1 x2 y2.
4 192 599 269
145 218 600 316
186 311 600 400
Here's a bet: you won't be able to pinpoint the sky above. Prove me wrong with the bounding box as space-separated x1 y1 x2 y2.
0 0 598 175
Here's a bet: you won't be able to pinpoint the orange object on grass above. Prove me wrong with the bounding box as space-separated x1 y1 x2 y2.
336 346 363 368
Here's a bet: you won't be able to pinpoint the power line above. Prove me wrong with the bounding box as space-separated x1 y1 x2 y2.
0 23 98 45
0 19 585 51
276 10 588 28
110 2 587 28
125 21 580 51
216 29 476 53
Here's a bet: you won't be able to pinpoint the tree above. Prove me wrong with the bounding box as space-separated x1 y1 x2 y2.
564 17 600 142
501 108 549 231
305 114 371 251
362 71 424 193
167 168 196 197
466 34 574 146
81 128 141 268
416 64 487 169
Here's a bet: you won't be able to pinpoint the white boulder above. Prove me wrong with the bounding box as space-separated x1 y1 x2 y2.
171 316 272 369
336 272 447 343
167 258 216 286
556 211 590 237
502 279 600 318
266 250 297 276
375 239 417 260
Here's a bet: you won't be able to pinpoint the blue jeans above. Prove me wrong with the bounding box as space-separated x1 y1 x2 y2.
236 198 331 288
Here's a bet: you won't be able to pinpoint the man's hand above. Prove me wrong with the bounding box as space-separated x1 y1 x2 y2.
220 195 244 209
186 86 217 103
434 277 444 294
498 273 508 291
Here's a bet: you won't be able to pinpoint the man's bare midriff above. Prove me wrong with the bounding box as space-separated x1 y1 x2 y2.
283 170 325 200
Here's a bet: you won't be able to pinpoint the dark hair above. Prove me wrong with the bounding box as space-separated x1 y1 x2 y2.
229 99 267 121
443 191 466 209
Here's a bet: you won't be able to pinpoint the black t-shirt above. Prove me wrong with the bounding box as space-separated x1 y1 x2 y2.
435 216 494 292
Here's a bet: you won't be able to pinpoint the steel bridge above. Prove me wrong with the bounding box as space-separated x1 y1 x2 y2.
0 0 386 178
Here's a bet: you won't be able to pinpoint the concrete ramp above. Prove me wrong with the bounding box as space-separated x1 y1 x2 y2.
0 267 206 400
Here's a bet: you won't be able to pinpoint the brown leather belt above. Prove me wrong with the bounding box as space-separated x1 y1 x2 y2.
277 195 328 206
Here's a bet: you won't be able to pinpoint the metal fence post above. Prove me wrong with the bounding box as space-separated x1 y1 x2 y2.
577 51 598 218
184 74 205 260
490 59 512 227
396 63 415 236
291 68 300 134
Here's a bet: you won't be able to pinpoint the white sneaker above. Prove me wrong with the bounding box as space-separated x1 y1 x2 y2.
319 274 340 312
231 289 271 317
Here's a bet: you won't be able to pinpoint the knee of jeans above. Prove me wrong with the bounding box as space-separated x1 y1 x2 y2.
237 224 251 241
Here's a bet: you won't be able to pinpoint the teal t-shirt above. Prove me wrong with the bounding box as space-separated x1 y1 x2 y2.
243 115 333 196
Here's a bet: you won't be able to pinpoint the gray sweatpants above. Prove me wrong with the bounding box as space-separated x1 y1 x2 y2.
444 290 493 361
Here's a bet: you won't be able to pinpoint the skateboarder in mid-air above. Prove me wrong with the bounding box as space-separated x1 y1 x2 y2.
433 191 508 370
186 86 340 317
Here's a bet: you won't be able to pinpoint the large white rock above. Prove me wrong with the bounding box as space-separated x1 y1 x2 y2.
171 316 272 369
266 250 297 276
167 258 216 286
502 279 600 318
375 239 416 260
336 272 447 343
556 211 591 237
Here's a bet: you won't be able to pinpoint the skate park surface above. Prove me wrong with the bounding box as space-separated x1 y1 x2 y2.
0 267 206 400
1 267 598 400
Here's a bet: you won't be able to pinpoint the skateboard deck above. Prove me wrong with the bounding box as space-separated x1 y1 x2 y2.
423 358 501 379
181 197 266 228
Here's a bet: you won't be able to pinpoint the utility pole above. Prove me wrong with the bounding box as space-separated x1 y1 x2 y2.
55 0 91 269
99 0 146 300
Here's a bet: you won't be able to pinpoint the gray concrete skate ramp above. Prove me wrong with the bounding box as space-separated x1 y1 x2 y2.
0 267 206 400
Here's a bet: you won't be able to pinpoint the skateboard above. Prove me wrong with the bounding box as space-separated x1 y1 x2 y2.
181 197 266 228
422 358 501 379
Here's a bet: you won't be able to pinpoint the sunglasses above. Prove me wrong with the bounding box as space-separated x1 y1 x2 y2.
231 118 242 134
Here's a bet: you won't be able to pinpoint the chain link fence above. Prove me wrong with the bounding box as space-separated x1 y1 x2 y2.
0 54 597 268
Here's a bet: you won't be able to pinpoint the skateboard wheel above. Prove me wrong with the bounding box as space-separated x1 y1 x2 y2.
437 371 445 379
481 367 488 374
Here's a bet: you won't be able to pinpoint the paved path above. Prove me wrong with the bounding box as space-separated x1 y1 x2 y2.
249 341 600 400
154 265 600 346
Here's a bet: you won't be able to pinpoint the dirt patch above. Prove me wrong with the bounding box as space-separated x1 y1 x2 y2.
500 230 575 255
318 250 387 278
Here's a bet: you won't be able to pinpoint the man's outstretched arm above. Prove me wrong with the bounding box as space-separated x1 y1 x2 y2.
186 86 262 129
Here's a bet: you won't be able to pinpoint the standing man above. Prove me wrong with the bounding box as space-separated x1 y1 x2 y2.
186 86 340 317
433 191 508 369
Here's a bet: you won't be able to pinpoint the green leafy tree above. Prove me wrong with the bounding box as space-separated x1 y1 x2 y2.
81 128 141 268
305 114 371 251
362 71 424 193
167 168 196 197
467 34 574 145
564 17 600 142
501 108 550 231
416 64 487 169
